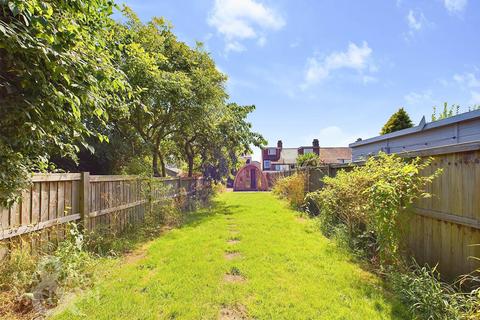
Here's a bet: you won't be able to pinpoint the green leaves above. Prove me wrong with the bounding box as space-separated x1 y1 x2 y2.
380 108 414 135
308 153 442 265
0 0 130 203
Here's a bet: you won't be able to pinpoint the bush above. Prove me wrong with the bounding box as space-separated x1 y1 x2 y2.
272 172 307 209
296 153 323 168
307 153 441 264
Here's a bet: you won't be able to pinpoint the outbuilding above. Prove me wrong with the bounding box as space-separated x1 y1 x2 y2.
233 161 268 191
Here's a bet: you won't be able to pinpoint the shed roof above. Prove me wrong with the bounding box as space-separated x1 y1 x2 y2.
349 109 480 148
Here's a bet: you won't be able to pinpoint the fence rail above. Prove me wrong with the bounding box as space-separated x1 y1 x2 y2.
0 174 208 249
275 149 480 280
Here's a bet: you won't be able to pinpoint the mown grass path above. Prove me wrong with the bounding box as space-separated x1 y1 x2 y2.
52 192 408 320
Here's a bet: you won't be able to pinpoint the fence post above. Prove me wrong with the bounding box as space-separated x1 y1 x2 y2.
306 167 310 193
79 172 90 231
148 178 153 216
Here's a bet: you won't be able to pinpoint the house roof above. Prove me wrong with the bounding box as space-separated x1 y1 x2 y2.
319 147 352 163
272 148 298 164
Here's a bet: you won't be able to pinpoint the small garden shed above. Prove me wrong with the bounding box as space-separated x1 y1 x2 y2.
233 161 268 191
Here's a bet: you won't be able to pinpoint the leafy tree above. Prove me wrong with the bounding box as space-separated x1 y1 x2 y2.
114 8 203 177
197 103 266 181
380 108 413 135
0 0 129 204
296 153 323 168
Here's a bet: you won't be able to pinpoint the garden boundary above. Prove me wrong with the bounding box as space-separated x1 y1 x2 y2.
0 173 209 256
278 146 480 280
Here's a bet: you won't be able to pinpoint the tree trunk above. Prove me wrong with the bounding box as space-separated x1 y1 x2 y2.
185 142 194 177
187 156 194 177
159 152 166 177
152 150 160 177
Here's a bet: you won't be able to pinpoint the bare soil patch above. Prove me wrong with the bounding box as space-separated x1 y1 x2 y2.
227 239 240 245
224 252 242 260
223 274 246 283
219 304 248 320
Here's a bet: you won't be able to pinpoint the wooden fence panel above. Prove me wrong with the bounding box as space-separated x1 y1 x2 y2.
0 173 206 254
406 150 480 279
299 150 480 280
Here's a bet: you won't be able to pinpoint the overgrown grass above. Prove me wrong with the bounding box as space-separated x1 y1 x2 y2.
51 192 408 319
0 194 210 319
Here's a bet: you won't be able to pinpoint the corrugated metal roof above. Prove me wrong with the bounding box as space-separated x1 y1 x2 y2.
350 109 480 148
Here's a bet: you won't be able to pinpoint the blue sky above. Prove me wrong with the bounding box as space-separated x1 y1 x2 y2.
119 0 480 161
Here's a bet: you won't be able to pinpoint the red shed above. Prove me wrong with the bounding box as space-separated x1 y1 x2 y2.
233 162 268 191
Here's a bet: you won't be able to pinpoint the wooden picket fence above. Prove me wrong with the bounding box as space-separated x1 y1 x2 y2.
277 148 480 280
0 173 209 256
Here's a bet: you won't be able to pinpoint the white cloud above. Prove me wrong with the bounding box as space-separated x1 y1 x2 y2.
289 38 301 48
453 72 480 88
404 9 431 40
453 71 480 106
256 35 267 47
362 75 378 85
444 0 468 13
225 41 246 52
470 91 480 105
404 90 434 106
302 41 374 87
306 126 372 147
208 0 285 52
407 10 423 31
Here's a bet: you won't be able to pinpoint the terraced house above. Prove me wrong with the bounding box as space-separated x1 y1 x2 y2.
261 139 352 171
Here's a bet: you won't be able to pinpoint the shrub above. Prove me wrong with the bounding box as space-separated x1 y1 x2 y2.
307 153 441 264
272 172 306 208
296 153 323 168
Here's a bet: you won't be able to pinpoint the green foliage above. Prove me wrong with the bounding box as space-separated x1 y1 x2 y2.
272 172 307 209
0 2 263 203
388 262 467 320
307 153 441 264
432 102 460 121
380 108 414 135
0 224 94 316
296 153 323 167
431 102 480 121
0 0 130 204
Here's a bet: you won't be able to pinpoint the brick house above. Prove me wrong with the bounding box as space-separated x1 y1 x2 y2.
261 139 352 171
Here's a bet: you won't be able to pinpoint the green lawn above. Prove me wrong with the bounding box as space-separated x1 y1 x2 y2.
51 192 408 320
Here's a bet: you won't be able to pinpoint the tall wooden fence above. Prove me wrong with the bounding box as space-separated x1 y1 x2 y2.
0 173 208 256
289 149 480 280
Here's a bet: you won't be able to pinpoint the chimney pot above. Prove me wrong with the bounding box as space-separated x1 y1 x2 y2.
277 140 283 148
312 139 319 147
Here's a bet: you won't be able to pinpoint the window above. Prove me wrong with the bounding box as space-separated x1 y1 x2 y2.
263 160 271 170
267 148 277 155
303 148 313 154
